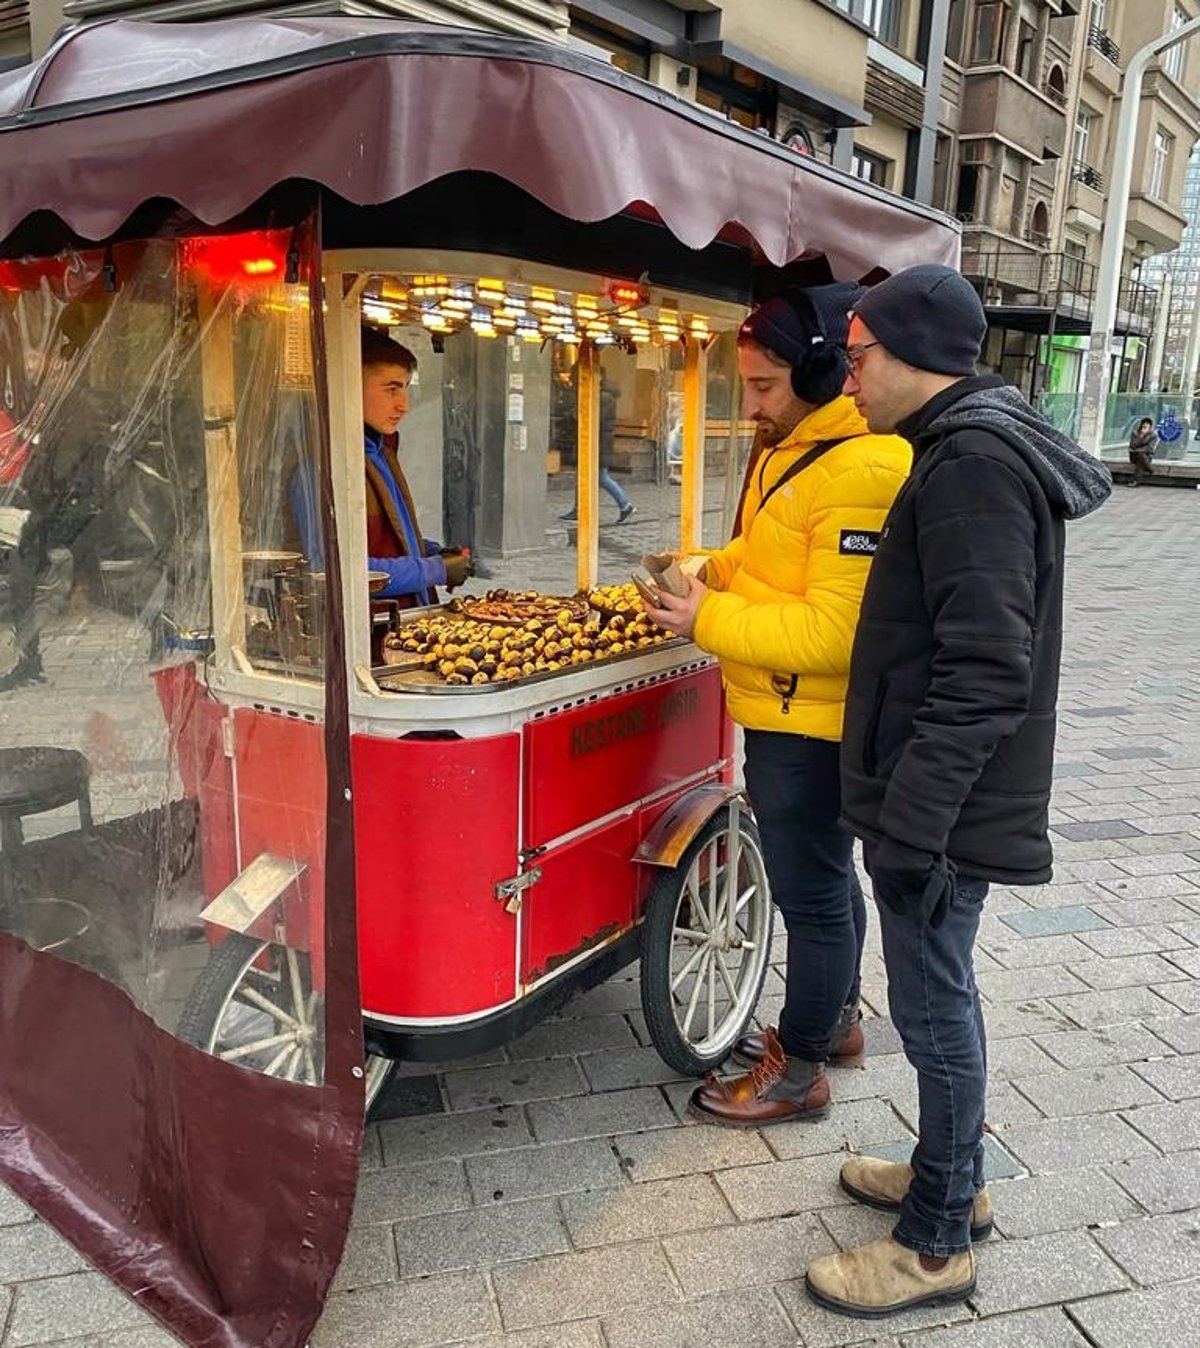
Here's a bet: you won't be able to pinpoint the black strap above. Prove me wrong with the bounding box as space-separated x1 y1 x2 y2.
753 438 845 519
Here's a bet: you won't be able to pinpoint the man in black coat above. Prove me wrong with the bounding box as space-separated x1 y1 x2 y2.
804 265 1111 1319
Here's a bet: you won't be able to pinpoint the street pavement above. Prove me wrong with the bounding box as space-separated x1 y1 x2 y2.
4 481 1200 1346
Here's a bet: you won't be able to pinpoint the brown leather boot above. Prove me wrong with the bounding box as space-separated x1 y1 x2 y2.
688 1028 830 1128
731 1003 865 1069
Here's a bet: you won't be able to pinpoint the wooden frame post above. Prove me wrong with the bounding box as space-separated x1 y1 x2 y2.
679 336 707 554
197 287 246 672
575 340 600 592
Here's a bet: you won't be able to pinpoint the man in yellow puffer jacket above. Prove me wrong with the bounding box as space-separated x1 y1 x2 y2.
645 282 910 1126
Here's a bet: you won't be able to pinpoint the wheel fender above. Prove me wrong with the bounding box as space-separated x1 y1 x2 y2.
635 783 744 870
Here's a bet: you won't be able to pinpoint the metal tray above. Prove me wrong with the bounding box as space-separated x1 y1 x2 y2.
371 635 685 695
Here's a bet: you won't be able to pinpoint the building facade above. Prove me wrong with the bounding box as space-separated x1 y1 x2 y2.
1140 139 1200 395
10 0 1200 403
944 0 1199 399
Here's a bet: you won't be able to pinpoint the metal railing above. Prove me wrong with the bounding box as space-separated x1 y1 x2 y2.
1088 25 1121 66
959 236 1158 335
1073 160 1104 190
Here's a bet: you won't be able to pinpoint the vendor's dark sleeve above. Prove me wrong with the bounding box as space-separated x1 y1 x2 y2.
879 451 1037 854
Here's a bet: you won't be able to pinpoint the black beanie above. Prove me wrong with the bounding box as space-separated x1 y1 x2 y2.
739 281 864 364
852 264 986 376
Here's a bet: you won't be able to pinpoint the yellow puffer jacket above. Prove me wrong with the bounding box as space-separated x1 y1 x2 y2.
693 396 910 741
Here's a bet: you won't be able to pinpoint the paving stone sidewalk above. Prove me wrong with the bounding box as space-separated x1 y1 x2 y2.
4 484 1200 1347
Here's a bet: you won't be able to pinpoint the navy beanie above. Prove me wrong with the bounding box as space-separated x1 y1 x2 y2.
740 281 864 364
852 264 986 376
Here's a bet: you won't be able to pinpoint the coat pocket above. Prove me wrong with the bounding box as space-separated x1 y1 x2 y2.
861 677 889 777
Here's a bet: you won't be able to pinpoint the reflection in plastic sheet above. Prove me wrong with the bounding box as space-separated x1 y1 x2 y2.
0 229 328 1066
0 214 359 1348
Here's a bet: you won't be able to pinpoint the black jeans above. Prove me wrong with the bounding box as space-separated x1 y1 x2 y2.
743 729 865 1062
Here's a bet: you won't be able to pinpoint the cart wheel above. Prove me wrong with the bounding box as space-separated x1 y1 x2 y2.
177 932 393 1114
640 804 773 1076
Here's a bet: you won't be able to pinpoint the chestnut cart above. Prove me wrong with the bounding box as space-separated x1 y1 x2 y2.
162 240 777 1104
0 18 959 1347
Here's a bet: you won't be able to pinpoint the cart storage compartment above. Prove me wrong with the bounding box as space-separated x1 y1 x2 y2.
351 730 521 1017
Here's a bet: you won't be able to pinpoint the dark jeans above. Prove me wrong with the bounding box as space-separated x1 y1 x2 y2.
870 858 990 1256
743 729 866 1062
1129 449 1153 480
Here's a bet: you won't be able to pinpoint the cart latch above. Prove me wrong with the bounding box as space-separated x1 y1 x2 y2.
494 866 542 915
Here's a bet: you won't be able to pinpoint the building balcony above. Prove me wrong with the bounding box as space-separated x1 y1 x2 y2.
1067 161 1105 227
1088 25 1120 65
1083 28 1122 95
1126 193 1189 254
959 68 1066 163
959 233 1155 337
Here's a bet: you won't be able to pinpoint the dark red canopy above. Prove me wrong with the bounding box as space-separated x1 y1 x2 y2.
0 16 958 275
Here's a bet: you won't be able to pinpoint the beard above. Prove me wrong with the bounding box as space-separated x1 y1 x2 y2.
755 408 804 447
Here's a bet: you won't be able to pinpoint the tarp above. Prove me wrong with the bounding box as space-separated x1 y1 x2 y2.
0 17 959 276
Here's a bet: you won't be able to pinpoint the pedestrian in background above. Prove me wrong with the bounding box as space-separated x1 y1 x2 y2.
804 264 1112 1318
1127 416 1157 484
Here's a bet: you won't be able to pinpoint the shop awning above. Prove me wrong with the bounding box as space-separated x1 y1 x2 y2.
0 17 958 277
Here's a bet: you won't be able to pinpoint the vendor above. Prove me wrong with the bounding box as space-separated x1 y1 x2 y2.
290 325 470 603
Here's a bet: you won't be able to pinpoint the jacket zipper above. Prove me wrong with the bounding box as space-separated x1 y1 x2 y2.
774 673 799 716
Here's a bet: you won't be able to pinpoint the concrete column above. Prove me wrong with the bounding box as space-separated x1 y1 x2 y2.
31 2 67 57
1182 285 1200 398
913 0 952 205
832 126 855 173
1147 272 1172 390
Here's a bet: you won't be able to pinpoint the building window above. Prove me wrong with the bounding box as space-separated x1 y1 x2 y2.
946 0 966 63
851 148 890 186
862 0 903 46
1063 238 1088 293
567 17 650 78
1092 0 1106 30
1165 6 1189 82
955 163 981 220
1015 20 1037 82
971 1 1007 64
1151 128 1175 198
1073 110 1094 169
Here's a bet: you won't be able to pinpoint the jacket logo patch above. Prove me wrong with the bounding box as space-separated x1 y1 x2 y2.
839 529 880 556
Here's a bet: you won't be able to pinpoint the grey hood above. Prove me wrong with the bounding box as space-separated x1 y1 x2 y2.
914 378 1112 521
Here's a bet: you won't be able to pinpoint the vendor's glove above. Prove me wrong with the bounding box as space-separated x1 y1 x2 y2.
870 837 956 929
442 551 472 590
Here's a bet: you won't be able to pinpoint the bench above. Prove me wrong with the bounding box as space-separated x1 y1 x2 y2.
1103 457 1200 488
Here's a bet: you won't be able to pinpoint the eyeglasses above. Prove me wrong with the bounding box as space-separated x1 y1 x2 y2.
846 341 880 373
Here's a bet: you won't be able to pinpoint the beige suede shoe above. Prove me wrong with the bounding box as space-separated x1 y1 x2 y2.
805 1236 975 1318
840 1155 994 1241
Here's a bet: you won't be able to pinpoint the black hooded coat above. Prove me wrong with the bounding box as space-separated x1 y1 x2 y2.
840 375 1112 884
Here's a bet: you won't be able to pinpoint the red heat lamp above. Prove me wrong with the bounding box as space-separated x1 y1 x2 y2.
181 230 289 283
606 278 649 308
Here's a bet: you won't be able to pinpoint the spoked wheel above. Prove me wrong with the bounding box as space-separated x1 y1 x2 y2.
640 802 773 1075
177 932 394 1115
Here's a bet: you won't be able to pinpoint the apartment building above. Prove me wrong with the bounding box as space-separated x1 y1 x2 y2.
944 0 1199 398
17 2 951 209
14 0 1200 404
1141 143 1200 394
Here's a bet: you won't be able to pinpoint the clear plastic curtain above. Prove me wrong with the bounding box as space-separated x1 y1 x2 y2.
0 211 363 1348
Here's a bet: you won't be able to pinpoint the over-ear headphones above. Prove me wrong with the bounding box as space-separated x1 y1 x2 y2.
741 284 861 406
